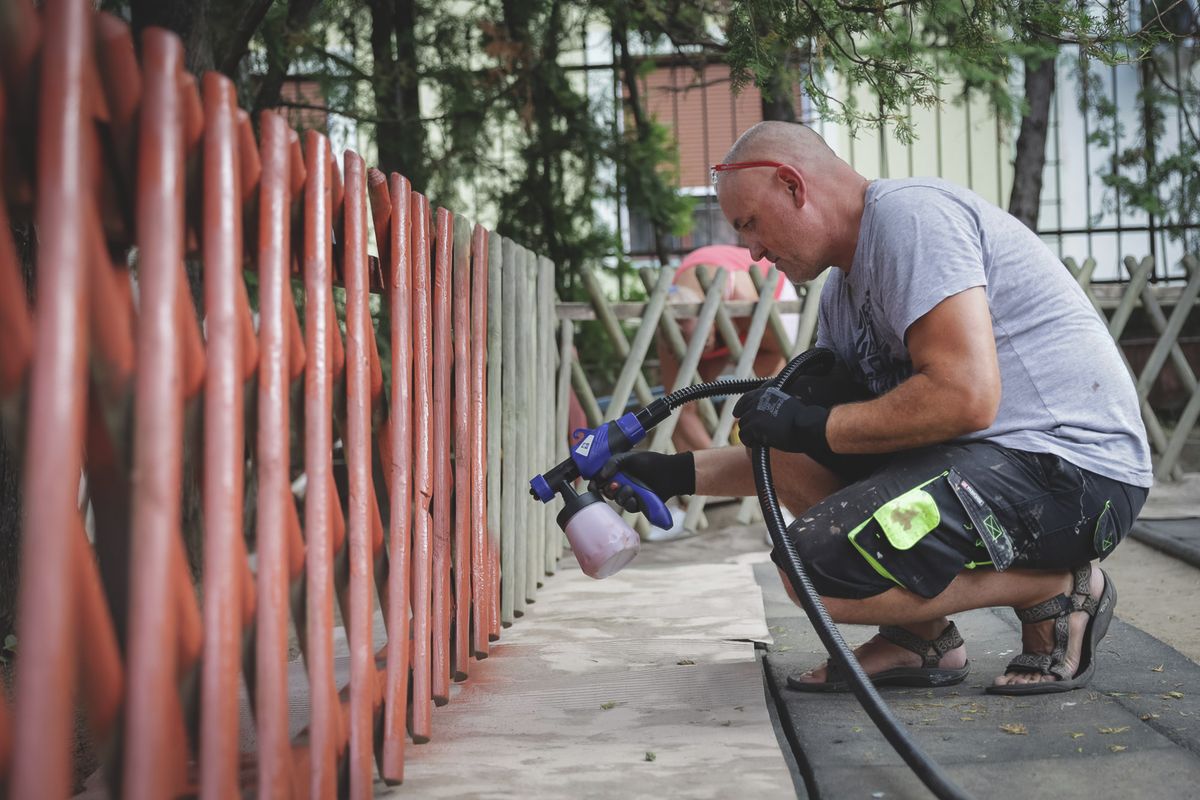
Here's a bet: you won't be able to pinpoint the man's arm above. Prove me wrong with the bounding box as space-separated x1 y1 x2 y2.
825 286 1000 453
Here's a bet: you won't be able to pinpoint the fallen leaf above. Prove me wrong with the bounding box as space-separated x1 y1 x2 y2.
1098 726 1130 735
676 659 695 666
999 723 1027 735
1163 691 1185 699
852 726 863 733
1070 732 1085 739
600 701 617 710
1151 664 1164 672
1109 745 1127 753
644 751 656 762
960 716 974 722
1140 713 1160 721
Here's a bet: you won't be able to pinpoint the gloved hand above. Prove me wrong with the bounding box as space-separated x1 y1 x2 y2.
732 387 833 456
592 450 695 515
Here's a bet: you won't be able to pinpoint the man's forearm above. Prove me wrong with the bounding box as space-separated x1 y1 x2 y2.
825 371 995 454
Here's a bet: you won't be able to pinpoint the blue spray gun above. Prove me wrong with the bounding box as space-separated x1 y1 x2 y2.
529 399 676 578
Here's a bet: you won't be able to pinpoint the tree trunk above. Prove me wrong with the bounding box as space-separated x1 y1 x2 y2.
1008 52 1057 230
131 0 216 75
251 0 322 116
367 0 428 191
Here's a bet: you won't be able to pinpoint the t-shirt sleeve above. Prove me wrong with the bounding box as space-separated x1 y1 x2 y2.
869 189 988 342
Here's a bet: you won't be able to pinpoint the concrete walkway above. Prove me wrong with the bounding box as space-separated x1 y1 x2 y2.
375 520 797 798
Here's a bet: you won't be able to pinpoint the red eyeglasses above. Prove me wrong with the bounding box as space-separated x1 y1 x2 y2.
709 160 787 184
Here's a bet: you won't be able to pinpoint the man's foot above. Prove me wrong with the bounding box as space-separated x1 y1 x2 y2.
787 619 969 692
988 563 1115 695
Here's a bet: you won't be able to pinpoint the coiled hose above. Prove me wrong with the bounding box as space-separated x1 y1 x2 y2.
656 349 972 800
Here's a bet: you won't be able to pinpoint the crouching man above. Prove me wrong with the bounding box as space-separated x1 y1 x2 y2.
599 121 1150 694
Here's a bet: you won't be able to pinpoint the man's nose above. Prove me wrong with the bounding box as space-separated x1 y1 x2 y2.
747 240 767 261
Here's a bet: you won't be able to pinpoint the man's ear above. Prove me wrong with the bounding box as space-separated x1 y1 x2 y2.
776 165 806 209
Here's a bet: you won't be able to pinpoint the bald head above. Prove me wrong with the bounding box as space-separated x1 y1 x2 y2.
714 121 869 280
719 121 840 183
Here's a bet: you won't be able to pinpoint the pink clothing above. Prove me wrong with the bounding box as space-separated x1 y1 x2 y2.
676 245 787 300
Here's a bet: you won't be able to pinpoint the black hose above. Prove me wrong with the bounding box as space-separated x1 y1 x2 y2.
656 353 973 800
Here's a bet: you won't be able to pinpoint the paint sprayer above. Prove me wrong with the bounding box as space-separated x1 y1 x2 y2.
528 346 972 800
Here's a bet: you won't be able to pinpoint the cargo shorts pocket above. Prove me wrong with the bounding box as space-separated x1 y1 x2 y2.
846 471 969 598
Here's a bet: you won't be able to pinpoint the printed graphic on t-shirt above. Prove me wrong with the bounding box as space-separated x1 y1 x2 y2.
851 289 912 395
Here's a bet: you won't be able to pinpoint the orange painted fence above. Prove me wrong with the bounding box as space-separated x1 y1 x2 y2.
0 1 564 796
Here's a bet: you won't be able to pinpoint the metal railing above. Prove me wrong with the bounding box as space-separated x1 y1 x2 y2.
0 1 561 796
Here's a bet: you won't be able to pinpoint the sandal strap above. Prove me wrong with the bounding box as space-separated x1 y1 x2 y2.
1015 593 1072 623
878 622 964 669
1070 564 1099 615
1005 652 1073 681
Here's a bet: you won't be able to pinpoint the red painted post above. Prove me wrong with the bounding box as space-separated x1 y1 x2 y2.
470 224 491 658
452 217 473 680
255 109 298 799
198 71 246 800
302 130 338 799
8 7 89 793
431 206 454 704
343 149 377 798
409 191 434 742
381 173 412 782
122 28 192 800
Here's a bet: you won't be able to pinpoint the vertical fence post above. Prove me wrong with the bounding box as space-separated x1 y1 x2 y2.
198 71 247 797
470 224 492 657
409 191 434 741
10 1 90 796
555 315 574 561
451 215 473 680
381 173 413 783
431 206 454 704
513 247 532 609
302 130 338 798
253 108 297 800
540 256 560 574
124 29 201 800
343 150 377 798
524 247 541 602
488 233 507 632
499 239 520 623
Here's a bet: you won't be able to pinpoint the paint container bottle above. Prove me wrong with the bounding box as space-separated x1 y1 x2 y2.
557 488 640 579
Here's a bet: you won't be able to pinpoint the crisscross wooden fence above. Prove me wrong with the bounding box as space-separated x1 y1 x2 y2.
0 2 563 796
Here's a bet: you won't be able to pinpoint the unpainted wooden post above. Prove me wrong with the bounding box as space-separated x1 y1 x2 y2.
498 237 519 625
540 256 560 575
485 231 504 637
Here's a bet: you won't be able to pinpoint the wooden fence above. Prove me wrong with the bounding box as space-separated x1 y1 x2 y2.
0 2 561 797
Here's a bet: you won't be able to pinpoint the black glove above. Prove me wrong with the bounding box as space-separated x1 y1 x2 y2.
732 387 833 456
591 450 695 514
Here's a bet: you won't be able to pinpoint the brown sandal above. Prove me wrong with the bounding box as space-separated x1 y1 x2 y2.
787 621 970 693
987 564 1116 695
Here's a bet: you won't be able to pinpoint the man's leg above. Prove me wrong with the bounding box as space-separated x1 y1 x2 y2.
694 445 844 516
786 565 1100 687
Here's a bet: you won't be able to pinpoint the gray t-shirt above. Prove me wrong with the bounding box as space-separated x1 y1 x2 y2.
816 177 1152 488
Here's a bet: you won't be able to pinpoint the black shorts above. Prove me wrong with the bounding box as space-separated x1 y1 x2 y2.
770 441 1148 600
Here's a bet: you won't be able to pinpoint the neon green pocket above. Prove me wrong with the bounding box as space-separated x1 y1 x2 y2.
873 487 940 550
